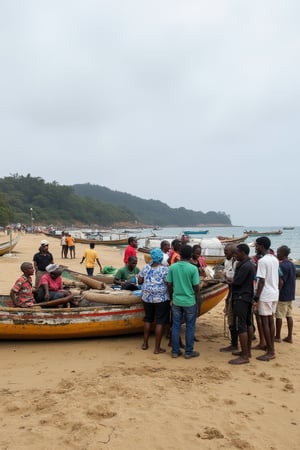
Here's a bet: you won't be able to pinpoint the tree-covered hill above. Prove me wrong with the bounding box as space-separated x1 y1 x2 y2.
0 175 231 227
0 175 135 227
73 183 231 227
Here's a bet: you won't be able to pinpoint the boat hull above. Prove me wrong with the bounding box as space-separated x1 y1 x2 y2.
0 283 228 340
244 230 282 236
43 232 129 246
183 230 209 235
0 234 21 256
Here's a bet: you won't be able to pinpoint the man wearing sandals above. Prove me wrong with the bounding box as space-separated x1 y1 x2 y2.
275 245 296 344
228 244 255 365
253 236 279 362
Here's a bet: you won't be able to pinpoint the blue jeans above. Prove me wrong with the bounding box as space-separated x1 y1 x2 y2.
172 303 197 355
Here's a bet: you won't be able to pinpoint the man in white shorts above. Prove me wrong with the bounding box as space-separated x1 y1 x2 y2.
253 236 279 361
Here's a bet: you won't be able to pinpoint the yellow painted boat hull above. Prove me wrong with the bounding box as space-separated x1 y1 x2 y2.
0 283 228 340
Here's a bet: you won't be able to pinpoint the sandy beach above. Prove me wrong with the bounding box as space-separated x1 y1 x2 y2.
0 233 299 450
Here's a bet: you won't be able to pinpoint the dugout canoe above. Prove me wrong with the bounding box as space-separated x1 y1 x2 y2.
43 232 129 246
0 234 21 256
217 234 249 245
0 282 228 340
62 268 115 285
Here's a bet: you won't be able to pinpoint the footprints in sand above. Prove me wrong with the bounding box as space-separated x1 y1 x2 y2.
196 427 256 449
196 426 224 440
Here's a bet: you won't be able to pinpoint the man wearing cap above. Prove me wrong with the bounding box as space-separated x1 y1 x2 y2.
33 240 54 288
36 264 74 304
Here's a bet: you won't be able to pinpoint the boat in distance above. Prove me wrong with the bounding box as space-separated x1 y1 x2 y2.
183 230 209 235
244 229 283 236
217 234 249 244
44 232 129 246
0 282 228 340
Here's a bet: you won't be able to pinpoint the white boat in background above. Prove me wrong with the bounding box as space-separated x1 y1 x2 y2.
143 236 225 265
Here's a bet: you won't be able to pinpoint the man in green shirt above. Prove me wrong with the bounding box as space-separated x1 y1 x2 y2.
167 245 200 359
113 256 140 291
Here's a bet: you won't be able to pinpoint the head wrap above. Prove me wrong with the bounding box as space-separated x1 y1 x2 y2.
150 248 163 265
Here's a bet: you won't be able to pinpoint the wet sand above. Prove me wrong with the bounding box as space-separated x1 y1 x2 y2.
0 233 299 450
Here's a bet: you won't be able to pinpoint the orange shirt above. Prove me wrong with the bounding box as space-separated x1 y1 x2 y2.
66 236 75 247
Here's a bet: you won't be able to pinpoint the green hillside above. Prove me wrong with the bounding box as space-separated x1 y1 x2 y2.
0 175 135 227
0 175 231 227
73 183 231 227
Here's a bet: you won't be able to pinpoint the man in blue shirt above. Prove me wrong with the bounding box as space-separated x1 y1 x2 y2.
275 245 296 344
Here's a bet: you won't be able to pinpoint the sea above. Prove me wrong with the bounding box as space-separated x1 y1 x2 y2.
137 226 300 260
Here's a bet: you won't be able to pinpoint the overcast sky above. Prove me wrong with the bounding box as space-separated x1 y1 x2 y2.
1 1 299 226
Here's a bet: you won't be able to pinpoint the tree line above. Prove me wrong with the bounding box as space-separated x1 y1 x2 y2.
0 175 231 227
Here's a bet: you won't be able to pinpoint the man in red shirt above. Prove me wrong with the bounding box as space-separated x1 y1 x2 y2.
124 237 138 263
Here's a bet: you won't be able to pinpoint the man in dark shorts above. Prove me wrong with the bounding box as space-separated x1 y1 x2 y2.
229 243 255 365
275 245 296 343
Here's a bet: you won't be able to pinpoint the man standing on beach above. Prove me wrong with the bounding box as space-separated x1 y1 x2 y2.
275 245 296 344
228 244 255 365
123 237 138 264
253 236 279 361
80 243 103 276
167 245 200 359
219 244 238 353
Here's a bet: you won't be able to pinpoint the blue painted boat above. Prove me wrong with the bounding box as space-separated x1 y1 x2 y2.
183 230 209 235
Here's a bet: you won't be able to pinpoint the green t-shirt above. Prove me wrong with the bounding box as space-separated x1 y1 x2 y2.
114 266 140 281
166 261 200 307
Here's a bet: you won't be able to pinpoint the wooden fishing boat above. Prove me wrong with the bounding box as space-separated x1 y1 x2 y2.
44 232 129 246
74 236 129 246
0 282 228 340
183 230 209 235
217 234 249 244
0 234 21 256
62 268 115 285
244 229 282 236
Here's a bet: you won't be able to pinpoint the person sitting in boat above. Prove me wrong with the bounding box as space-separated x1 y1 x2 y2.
113 256 140 291
123 237 138 264
35 264 76 306
10 262 37 308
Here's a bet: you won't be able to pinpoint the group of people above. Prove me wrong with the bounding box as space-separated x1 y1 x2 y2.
220 237 296 365
117 236 207 358
117 235 296 363
10 234 296 365
60 232 76 259
10 239 77 308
